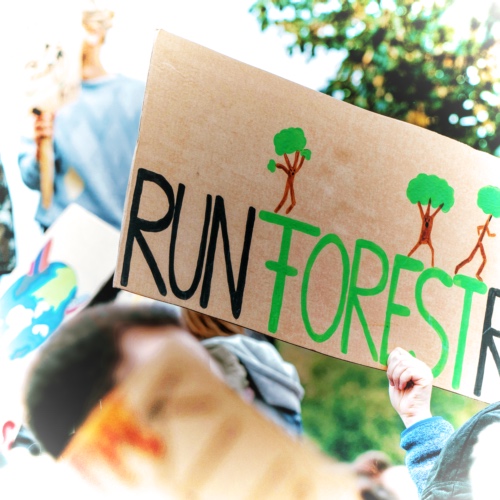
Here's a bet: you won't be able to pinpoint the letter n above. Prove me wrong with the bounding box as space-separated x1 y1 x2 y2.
200 196 256 319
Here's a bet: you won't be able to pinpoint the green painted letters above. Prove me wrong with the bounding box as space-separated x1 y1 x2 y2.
341 239 389 360
259 211 320 333
415 268 453 377
301 234 350 343
380 255 424 365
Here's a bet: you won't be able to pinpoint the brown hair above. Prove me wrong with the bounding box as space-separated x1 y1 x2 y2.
180 309 243 340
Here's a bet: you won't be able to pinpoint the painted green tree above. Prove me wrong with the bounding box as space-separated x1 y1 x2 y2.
406 173 454 267
455 185 500 281
251 0 500 154
268 127 311 214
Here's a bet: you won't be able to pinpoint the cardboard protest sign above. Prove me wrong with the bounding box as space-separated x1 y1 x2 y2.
63 333 359 499
115 30 500 403
0 204 119 363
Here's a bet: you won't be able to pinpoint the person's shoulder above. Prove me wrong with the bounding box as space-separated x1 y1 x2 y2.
80 75 144 93
114 74 146 91
113 75 146 106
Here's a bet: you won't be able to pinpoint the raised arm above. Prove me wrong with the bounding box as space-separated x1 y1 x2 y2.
387 347 433 427
387 348 454 496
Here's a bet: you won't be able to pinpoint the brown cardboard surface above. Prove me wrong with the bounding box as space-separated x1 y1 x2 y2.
63 334 359 499
115 30 500 402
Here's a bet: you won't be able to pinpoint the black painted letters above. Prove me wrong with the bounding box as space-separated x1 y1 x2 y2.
120 168 256 318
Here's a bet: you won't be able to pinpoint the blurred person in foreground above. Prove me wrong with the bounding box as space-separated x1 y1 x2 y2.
23 303 304 459
387 347 497 499
18 2 145 232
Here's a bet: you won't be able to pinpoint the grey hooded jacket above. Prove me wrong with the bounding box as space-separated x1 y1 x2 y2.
202 334 304 436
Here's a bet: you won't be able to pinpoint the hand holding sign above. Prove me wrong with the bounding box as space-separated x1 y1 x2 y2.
387 347 433 429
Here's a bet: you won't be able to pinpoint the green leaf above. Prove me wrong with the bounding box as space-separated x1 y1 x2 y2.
302 148 311 160
267 159 276 173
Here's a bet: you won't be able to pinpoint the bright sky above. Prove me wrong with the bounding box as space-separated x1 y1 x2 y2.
104 0 340 87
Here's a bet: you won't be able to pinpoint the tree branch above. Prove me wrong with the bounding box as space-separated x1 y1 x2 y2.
295 154 306 174
431 203 443 218
425 201 431 216
417 201 424 220
276 163 290 175
292 151 300 171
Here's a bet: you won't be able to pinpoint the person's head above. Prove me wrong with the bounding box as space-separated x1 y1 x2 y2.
80 0 114 79
24 302 189 458
82 1 114 46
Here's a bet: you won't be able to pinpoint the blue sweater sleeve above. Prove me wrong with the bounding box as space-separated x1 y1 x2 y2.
18 137 41 190
401 416 454 496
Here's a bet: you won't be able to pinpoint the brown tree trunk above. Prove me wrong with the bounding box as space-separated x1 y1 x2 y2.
274 176 291 213
286 177 296 214
455 214 492 279
407 202 441 267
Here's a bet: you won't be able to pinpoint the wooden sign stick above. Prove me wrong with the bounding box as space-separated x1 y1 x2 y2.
33 108 55 209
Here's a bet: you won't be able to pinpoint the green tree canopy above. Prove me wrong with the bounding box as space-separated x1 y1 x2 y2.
406 173 455 212
268 127 311 172
477 185 500 216
251 0 500 154
274 127 309 156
